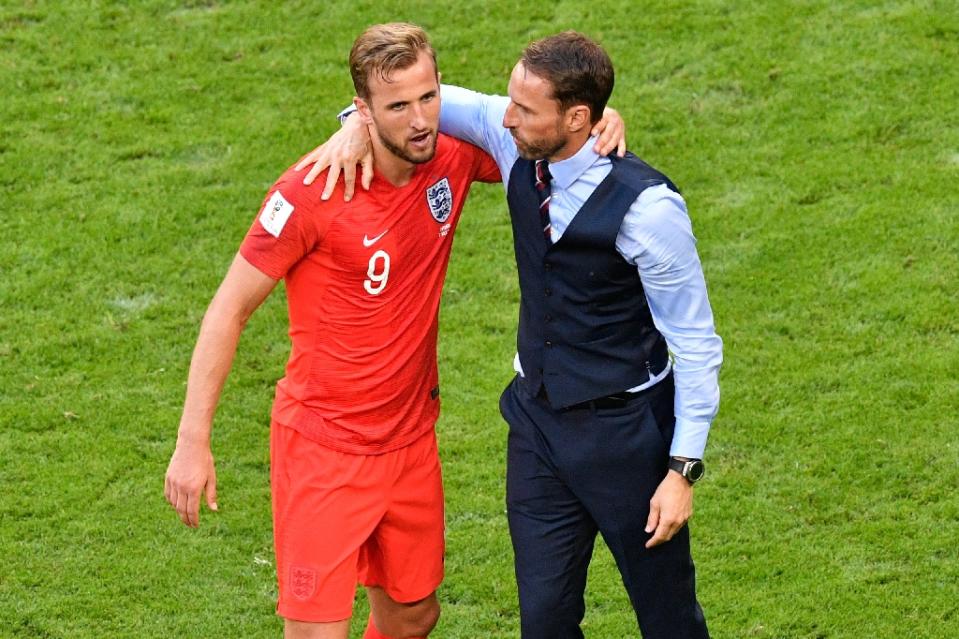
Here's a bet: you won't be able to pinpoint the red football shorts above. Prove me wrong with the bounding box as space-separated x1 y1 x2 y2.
270 421 445 622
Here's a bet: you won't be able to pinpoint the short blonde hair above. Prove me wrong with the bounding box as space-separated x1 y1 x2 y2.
349 23 437 101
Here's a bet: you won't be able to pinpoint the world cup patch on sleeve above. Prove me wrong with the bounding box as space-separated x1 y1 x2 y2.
426 177 453 223
259 190 294 238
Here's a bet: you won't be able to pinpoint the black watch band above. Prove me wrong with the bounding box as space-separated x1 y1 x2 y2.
668 457 705 484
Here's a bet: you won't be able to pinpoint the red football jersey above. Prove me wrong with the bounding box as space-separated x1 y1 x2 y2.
240 135 500 454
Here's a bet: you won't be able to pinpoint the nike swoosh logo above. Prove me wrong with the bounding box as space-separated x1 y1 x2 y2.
363 230 389 247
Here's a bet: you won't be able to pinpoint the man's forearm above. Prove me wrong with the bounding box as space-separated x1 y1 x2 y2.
176 253 277 443
177 301 248 444
624 192 722 459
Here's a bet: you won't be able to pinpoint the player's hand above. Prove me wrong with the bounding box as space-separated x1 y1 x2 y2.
644 470 693 548
164 437 218 529
591 106 627 158
294 112 373 201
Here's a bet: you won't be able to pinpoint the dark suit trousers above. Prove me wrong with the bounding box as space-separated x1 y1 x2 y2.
499 374 709 639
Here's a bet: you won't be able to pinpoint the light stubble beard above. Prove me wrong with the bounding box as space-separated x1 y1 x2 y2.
511 124 567 161
376 128 437 165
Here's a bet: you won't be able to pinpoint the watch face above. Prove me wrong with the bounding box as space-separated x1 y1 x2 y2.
687 460 705 482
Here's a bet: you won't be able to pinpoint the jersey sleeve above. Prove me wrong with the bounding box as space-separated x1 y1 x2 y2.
239 177 325 280
471 145 502 183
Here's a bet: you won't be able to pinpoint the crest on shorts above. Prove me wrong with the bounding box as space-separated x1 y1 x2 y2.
290 566 316 600
426 177 453 223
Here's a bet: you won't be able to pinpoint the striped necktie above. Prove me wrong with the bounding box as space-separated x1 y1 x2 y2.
534 159 552 243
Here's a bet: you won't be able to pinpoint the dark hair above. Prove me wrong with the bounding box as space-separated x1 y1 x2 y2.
521 31 614 125
350 23 437 100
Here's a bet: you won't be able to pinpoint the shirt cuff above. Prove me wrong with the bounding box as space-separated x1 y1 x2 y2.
669 417 711 459
336 105 357 124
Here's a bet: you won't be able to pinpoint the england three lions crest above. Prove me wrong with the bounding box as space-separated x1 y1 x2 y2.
426 177 453 223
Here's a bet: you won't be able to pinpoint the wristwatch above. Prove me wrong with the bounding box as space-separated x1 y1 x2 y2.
668 457 705 484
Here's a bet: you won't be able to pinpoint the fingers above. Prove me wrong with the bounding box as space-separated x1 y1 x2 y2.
591 124 605 153
645 509 690 548
592 127 619 157
592 106 626 157
646 518 674 548
301 145 330 186
645 500 660 538
165 472 210 529
321 163 342 201
303 162 322 186
171 488 193 528
165 443 219 529
597 124 626 157
598 126 612 154
185 491 200 529
294 147 321 172
643 471 693 548
343 161 357 202
165 472 190 526
206 472 218 512
360 153 374 191
168 482 215 529
305 147 332 186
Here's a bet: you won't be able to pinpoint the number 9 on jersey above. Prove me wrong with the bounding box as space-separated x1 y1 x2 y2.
364 250 390 295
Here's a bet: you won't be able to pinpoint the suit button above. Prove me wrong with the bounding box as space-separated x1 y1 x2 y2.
544 262 552 271
545 314 552 322
545 340 552 347
545 288 552 296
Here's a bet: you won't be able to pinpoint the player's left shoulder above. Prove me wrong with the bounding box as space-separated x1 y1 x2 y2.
431 133 482 165
431 133 459 160
425 134 485 183
273 164 329 208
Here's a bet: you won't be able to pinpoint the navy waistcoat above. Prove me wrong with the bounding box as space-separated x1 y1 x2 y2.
506 152 677 409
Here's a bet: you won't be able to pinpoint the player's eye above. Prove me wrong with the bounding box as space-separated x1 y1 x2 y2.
508 101 526 116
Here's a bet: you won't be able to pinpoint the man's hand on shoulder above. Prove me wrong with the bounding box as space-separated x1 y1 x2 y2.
295 111 374 201
591 106 627 158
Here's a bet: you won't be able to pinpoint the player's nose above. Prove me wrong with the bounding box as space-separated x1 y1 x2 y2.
410 103 427 130
502 102 517 129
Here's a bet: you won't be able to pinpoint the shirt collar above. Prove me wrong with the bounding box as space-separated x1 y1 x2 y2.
547 135 604 190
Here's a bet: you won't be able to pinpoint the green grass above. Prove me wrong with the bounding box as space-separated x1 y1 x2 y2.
2 1 958 637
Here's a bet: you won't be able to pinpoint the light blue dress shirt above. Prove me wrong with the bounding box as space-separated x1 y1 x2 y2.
437 84 724 459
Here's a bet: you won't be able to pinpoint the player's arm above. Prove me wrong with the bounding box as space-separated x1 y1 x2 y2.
437 84 626 162
164 253 278 529
294 85 626 199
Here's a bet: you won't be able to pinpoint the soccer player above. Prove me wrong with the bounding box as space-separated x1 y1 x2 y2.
163 24 501 639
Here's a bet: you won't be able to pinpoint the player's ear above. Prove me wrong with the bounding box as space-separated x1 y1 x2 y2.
566 105 591 134
354 96 374 125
